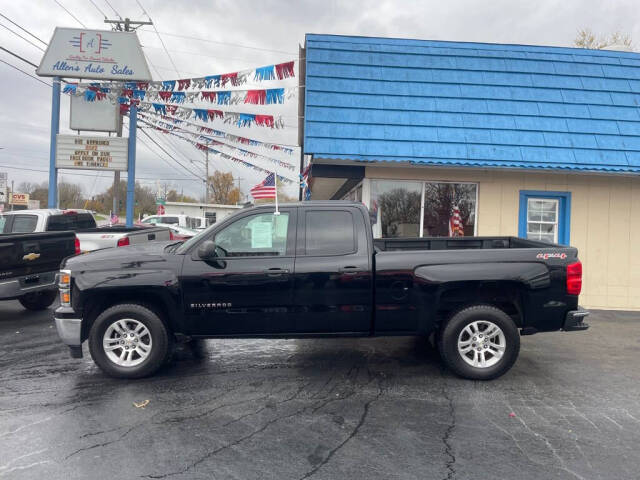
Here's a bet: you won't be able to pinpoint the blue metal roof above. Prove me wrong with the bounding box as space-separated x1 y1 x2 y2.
303 34 640 173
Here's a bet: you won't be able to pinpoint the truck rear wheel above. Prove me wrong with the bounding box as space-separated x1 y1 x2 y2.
88 304 172 379
438 305 520 380
19 290 57 311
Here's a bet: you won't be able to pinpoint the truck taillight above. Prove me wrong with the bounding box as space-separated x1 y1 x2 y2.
117 237 130 247
169 231 174 240
74 236 81 255
567 261 582 296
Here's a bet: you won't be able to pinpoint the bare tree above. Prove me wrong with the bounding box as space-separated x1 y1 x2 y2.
574 28 633 50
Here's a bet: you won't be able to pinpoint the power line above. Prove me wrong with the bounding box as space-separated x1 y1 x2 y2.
137 28 297 55
87 0 108 19
0 163 202 181
138 127 204 179
0 46 39 68
52 0 88 28
0 58 51 86
0 22 46 52
135 0 180 77
0 13 48 46
103 0 123 20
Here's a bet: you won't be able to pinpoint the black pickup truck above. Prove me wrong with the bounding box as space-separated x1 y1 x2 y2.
0 231 78 310
54 201 588 380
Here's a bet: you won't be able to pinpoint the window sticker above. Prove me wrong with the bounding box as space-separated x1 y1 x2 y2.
251 221 273 248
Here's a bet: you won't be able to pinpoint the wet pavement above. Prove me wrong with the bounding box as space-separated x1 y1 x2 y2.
1 300 639 480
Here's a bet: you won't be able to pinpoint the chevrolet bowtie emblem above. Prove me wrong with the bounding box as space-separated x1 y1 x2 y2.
23 252 41 261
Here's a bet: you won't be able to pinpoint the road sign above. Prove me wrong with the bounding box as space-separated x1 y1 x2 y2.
56 134 128 171
37 28 152 81
0 172 6 204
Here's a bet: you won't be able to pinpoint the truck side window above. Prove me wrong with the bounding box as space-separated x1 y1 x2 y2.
214 212 290 257
10 215 38 233
305 210 355 256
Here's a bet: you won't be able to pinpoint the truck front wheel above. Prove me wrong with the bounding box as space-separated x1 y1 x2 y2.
438 305 520 380
88 304 173 379
19 290 57 311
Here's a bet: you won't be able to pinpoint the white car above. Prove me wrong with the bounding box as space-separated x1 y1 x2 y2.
141 214 211 230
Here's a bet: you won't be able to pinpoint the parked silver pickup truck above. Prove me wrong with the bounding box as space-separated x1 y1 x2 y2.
0 209 171 252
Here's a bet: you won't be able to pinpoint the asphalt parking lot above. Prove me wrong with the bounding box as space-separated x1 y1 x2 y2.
1 301 639 480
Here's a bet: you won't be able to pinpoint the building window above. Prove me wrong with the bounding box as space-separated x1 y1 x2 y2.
526 198 559 243
370 180 422 238
422 182 477 237
518 191 571 245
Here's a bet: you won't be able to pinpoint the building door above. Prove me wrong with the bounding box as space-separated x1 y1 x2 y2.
518 191 571 245
180 209 297 335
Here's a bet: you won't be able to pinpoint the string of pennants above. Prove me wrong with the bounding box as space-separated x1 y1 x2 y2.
138 112 294 155
62 60 295 98
138 114 296 173
137 118 294 184
132 100 285 129
63 83 296 106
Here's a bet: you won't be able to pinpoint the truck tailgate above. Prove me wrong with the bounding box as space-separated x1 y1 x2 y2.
0 231 76 278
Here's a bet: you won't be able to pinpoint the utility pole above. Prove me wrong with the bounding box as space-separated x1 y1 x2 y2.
205 146 209 204
235 176 244 204
103 17 153 222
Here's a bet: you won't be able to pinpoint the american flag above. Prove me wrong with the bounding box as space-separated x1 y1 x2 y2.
448 205 464 237
250 173 276 199
110 212 119 225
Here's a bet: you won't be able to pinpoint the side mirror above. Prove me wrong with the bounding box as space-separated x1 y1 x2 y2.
197 240 217 259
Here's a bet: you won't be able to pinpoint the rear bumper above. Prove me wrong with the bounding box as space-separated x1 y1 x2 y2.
563 308 590 332
0 272 57 300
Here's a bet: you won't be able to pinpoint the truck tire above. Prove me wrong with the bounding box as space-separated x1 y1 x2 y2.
88 303 173 379
18 290 58 311
438 305 520 380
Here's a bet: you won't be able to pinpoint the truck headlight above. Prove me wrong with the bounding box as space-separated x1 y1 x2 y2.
58 269 71 307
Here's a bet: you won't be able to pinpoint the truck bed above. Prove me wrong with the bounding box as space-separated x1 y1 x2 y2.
373 236 557 251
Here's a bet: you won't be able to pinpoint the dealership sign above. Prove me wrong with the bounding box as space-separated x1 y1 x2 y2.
56 135 128 171
37 28 152 81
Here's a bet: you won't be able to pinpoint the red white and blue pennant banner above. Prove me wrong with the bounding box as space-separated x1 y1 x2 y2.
135 101 286 129
139 112 294 155
138 115 296 174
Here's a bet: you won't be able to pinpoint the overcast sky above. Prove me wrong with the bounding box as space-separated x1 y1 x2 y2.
1 0 639 202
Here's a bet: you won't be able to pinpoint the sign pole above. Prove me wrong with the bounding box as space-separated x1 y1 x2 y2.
126 105 137 227
48 76 61 208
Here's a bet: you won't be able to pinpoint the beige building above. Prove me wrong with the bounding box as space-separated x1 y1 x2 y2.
302 34 640 311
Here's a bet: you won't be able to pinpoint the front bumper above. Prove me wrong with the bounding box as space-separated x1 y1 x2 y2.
563 308 590 332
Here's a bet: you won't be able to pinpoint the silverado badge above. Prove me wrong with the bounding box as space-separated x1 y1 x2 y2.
22 252 41 261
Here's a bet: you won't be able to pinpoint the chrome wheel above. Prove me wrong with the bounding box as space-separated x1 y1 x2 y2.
102 319 152 367
457 320 505 369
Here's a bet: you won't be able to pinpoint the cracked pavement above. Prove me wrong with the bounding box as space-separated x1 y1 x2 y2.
1 300 640 479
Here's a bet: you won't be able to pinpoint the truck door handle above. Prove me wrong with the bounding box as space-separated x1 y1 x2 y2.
264 268 289 276
339 266 362 274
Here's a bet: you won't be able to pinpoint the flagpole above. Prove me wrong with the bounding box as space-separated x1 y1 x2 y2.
273 170 280 215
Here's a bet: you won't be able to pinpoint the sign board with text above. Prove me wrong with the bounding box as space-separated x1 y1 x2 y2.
70 93 119 132
10 193 29 206
56 134 128 171
37 28 152 81
0 172 6 204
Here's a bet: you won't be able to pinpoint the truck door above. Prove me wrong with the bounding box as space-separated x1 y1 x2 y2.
180 208 297 335
292 207 373 333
